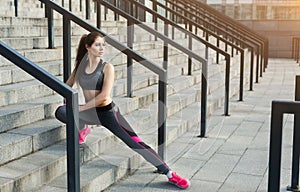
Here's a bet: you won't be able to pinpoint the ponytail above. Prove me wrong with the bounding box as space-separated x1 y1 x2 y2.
66 34 88 86
75 34 88 71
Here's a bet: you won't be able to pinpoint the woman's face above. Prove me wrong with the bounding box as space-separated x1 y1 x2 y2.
86 36 106 58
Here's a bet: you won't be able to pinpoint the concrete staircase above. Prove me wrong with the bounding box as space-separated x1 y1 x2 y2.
0 1 252 191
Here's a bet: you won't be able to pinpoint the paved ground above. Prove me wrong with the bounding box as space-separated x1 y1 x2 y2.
103 58 300 192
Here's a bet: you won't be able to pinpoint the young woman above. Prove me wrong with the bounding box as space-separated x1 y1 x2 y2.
55 31 190 189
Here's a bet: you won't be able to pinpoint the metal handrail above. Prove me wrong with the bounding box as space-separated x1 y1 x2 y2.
166 0 262 90
39 0 167 191
0 41 80 192
268 76 300 192
146 0 248 102
268 100 300 192
175 0 269 71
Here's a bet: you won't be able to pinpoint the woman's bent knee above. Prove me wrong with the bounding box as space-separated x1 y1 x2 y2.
55 104 67 123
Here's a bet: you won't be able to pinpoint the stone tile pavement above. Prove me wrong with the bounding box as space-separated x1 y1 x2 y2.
103 58 300 192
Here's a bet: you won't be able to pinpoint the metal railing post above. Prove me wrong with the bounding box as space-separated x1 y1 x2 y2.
158 73 167 161
249 49 254 91
69 0 72 11
86 0 90 19
14 0 18 16
287 76 300 191
96 1 101 28
46 5 54 49
188 22 192 73
126 1 134 98
66 93 80 192
163 21 168 70
63 16 71 83
256 48 260 83
268 102 284 192
127 21 134 97
224 56 230 116
153 0 158 41
239 51 244 101
199 59 208 137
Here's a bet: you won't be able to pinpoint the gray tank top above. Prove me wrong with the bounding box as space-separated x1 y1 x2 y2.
78 59 106 90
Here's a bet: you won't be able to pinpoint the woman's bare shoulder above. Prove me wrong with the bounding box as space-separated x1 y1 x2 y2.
103 62 114 73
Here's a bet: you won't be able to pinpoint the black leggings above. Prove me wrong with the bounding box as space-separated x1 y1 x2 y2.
55 102 170 174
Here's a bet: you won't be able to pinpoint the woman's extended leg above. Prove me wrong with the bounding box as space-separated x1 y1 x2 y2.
98 104 169 173
98 105 190 189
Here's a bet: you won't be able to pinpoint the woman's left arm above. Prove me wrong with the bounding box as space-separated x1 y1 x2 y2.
79 63 115 111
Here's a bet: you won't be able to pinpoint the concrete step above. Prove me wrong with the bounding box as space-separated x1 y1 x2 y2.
0 118 66 166
0 94 62 133
0 78 57 107
0 60 61 85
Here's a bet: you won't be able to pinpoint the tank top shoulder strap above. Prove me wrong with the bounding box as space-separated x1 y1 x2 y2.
99 60 107 72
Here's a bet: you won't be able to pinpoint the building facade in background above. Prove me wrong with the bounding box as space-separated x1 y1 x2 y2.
201 0 300 58
205 0 300 20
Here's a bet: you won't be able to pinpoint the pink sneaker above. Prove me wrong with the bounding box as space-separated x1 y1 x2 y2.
168 172 190 189
79 125 91 144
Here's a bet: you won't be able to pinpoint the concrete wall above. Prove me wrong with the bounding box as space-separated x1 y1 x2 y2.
239 20 300 58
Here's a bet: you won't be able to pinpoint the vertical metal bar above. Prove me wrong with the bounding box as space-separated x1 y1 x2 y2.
80 0 82 11
225 35 228 52
69 0 72 11
66 93 80 192
260 46 263 77
188 23 192 73
158 73 167 161
199 60 208 137
239 51 244 101
261 45 265 73
231 43 234 57
224 57 230 116
290 112 300 191
113 0 118 20
14 0 18 17
86 0 90 20
170 1 175 40
288 76 300 191
97 1 101 28
216 38 220 64
265 40 269 67
138 0 145 21
127 21 134 97
268 102 284 192
46 5 54 49
249 49 254 91
63 16 71 83
256 48 259 83
153 0 158 41
62 0 64 7
163 22 168 70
